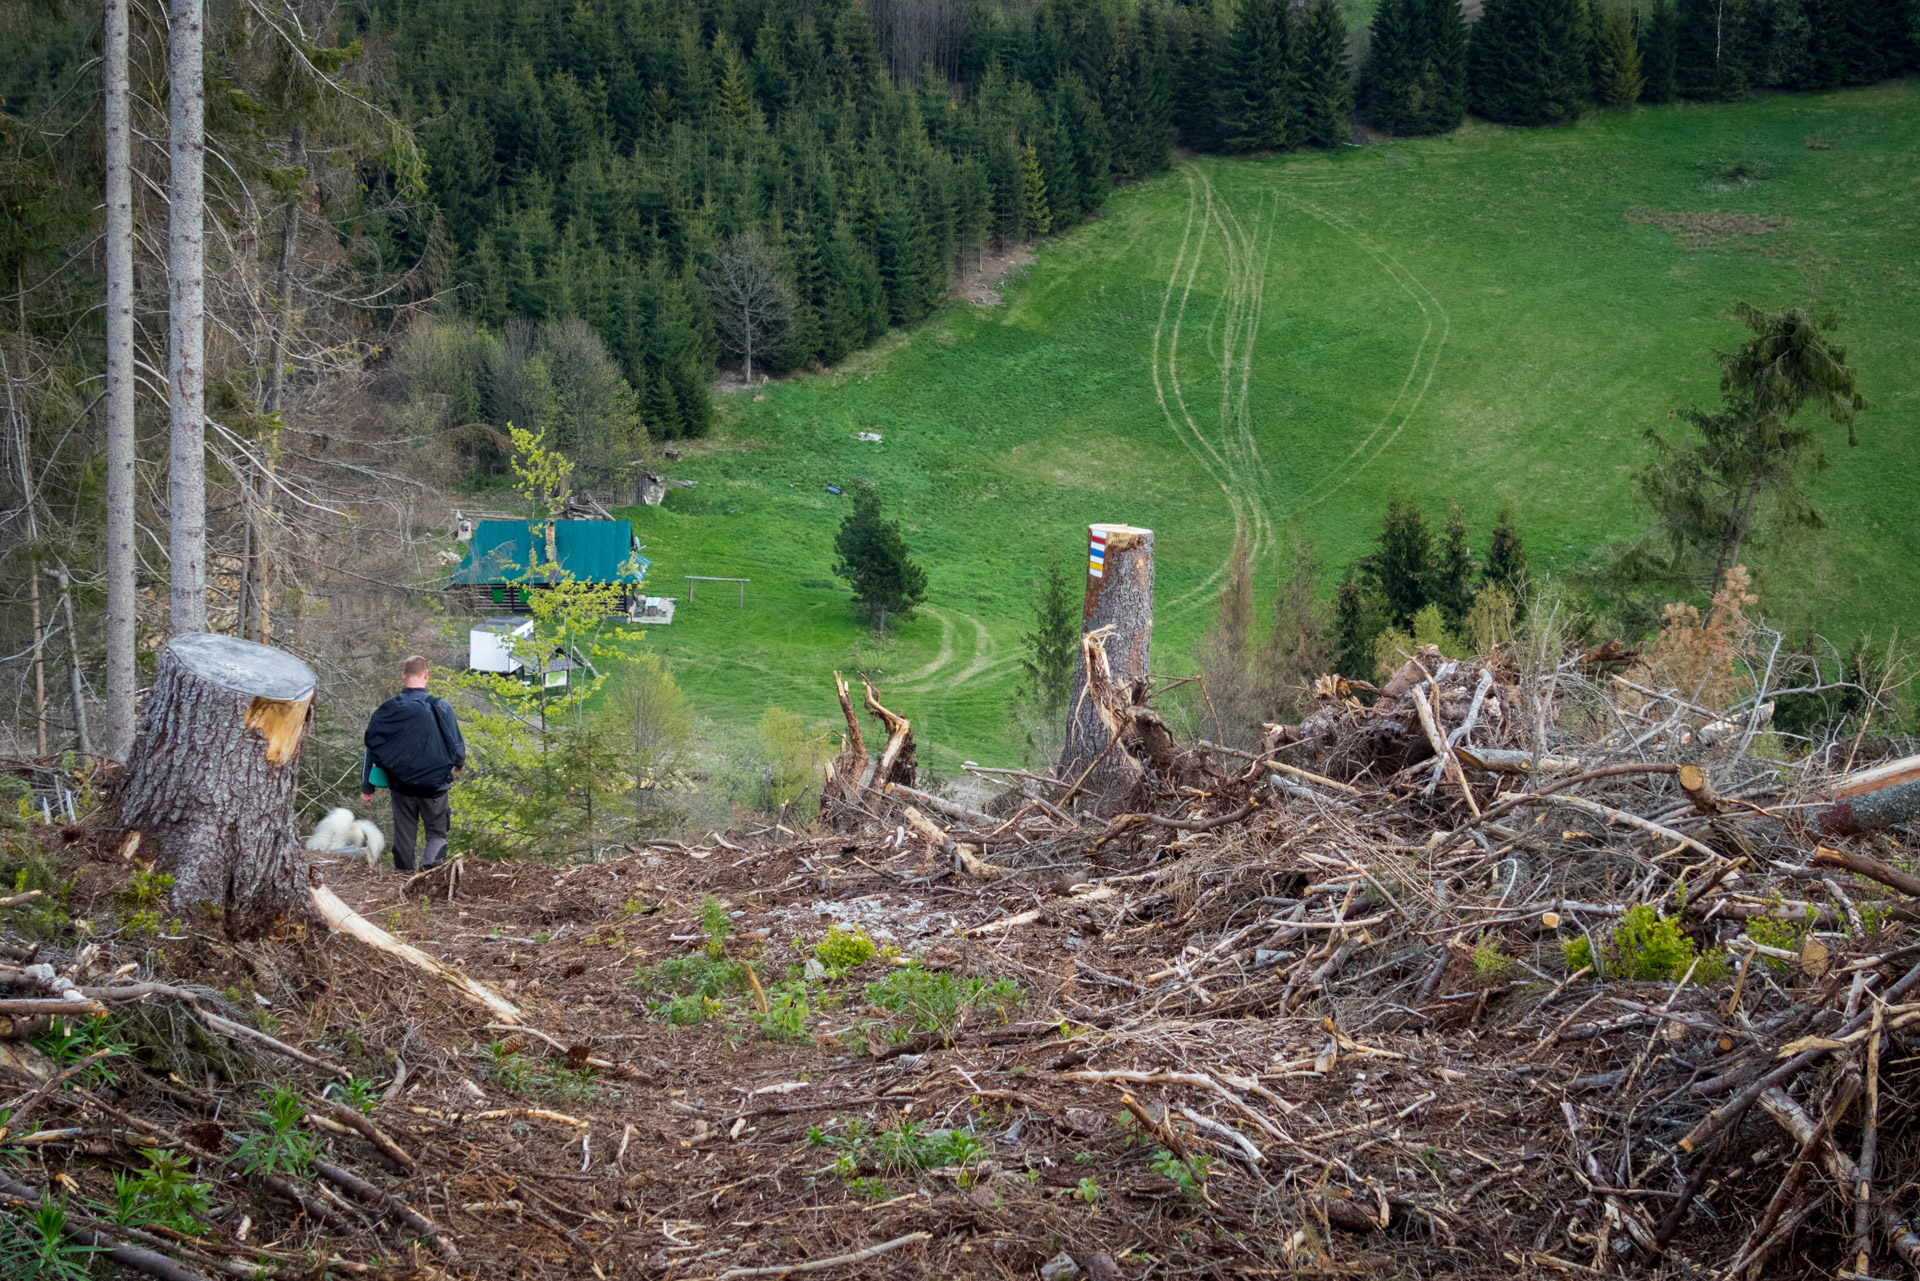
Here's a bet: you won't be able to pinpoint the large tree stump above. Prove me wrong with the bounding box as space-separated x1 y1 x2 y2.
1058 524 1155 798
119 634 317 935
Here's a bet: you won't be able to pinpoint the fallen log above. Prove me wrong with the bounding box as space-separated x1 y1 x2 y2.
1818 775 1920 838
310 883 522 1024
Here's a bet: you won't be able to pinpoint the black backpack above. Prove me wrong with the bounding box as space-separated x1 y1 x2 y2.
365 695 459 793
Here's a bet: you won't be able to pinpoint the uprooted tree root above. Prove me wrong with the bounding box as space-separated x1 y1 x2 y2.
3 641 1920 1279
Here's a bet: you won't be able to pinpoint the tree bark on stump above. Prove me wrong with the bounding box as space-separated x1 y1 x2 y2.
1058 524 1155 805
118 634 317 935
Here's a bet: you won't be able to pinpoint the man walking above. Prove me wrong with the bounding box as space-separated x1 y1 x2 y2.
361 655 465 872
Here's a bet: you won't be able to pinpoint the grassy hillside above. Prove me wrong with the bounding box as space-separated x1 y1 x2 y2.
614 83 1920 768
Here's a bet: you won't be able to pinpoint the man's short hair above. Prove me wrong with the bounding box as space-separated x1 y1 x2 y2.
402 655 431 680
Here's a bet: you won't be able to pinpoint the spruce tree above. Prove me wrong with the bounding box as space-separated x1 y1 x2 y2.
1675 0 1748 98
1296 0 1353 146
1421 0 1471 132
1017 559 1082 714
1362 0 1422 134
1360 499 1432 630
1595 3 1646 105
1017 139 1053 234
1170 1 1222 150
1223 0 1298 151
833 484 929 633
1641 0 1681 98
1483 502 1529 609
1332 569 1379 681
1431 504 1477 631
1471 0 1592 123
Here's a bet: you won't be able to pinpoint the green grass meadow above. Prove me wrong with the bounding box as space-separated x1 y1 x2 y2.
614 82 1920 767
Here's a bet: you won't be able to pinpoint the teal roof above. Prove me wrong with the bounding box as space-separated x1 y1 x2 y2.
449 520 648 586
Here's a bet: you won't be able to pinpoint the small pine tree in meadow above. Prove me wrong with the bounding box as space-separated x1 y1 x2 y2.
1296 0 1353 147
1018 559 1082 716
1017 139 1052 235
833 484 929 634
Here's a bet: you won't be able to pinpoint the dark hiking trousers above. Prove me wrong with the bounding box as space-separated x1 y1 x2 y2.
391 789 451 871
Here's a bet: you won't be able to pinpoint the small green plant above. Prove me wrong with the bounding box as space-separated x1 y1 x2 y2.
1562 934 1596 974
121 864 173 910
849 1176 890 1199
699 897 733 955
1075 1176 1103 1203
1150 1148 1212 1200
864 962 1026 1042
31 1016 130 1088
810 1116 986 1177
485 1041 536 1093
232 1088 319 1178
549 1068 600 1103
0 1194 101 1280
814 924 876 977
760 981 811 1041
323 1077 381 1115
106 1149 211 1236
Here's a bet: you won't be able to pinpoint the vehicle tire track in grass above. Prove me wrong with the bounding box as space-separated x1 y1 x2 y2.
1152 168 1253 610
1280 194 1451 507
892 605 956 685
1166 169 1276 611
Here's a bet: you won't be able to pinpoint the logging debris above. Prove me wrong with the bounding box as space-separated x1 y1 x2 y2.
2 639 1919 1280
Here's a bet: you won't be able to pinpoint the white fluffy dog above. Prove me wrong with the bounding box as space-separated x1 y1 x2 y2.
306 807 386 863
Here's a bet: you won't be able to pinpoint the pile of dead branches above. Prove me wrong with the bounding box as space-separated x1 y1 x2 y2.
778 618 1920 1278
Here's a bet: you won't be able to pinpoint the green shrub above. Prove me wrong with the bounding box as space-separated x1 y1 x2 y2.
0 1194 100 1280
814 925 876 977
1150 1148 1212 1200
1565 906 1728 984
759 981 811 1041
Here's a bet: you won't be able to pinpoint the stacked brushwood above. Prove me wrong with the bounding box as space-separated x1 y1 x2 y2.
797 636 1920 1279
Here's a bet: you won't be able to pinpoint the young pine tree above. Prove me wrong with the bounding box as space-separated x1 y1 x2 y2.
1017 559 1082 716
1430 504 1477 632
1260 531 1331 719
1296 0 1353 147
1223 0 1298 151
1595 2 1648 104
1332 569 1380 682
1483 501 1529 611
1361 499 1432 630
832 484 929 634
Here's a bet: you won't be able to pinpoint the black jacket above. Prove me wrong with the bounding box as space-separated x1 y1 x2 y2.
362 688 466 797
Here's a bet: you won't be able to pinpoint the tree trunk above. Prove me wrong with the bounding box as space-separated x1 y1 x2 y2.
118 634 318 934
248 124 304 645
168 0 208 635
1058 524 1154 794
103 0 138 758
56 568 90 757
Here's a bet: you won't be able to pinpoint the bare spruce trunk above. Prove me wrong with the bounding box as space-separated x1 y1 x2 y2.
167 0 208 635
248 125 304 644
103 0 138 757
119 634 317 934
57 568 90 756
1058 524 1154 790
